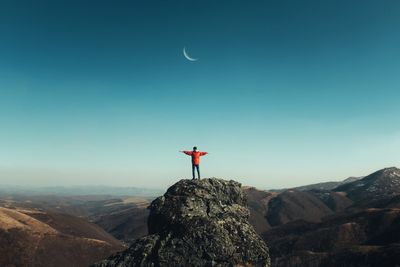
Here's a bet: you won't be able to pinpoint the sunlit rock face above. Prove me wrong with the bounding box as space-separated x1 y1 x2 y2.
93 178 271 267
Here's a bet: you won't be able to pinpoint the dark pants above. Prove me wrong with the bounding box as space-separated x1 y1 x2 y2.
192 164 200 179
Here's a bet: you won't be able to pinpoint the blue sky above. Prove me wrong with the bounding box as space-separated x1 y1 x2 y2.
1 0 400 189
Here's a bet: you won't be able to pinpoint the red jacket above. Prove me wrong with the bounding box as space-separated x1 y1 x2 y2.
183 151 208 165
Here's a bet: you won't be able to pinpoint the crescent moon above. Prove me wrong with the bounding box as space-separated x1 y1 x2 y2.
183 47 198 61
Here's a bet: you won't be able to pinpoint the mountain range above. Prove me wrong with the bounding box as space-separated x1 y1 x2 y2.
260 167 400 267
1 167 400 266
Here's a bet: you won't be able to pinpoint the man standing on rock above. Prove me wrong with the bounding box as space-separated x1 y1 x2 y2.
180 147 208 179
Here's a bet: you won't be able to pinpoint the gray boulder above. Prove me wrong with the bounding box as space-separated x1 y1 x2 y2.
93 178 270 267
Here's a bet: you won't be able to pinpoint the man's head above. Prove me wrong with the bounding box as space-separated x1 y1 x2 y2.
193 146 197 151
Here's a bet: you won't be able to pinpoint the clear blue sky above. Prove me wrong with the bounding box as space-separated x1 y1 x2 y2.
1 0 400 189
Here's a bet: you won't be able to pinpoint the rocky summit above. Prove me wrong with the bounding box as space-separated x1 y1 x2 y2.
93 178 271 267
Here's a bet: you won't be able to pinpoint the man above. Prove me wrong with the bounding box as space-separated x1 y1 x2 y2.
180 147 208 179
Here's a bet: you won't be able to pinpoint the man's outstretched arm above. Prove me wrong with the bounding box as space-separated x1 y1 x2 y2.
200 152 208 156
180 150 193 156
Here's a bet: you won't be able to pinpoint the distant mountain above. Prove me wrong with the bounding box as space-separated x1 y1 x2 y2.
243 186 275 233
244 187 353 231
266 190 334 226
0 194 153 242
308 190 353 212
263 208 400 267
335 167 400 202
273 176 362 192
0 185 163 197
91 197 150 242
0 207 124 267
258 167 400 267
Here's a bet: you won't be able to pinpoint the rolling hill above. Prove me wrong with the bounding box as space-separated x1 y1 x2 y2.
0 206 125 267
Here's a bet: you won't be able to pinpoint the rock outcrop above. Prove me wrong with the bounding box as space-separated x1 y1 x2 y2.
94 178 270 267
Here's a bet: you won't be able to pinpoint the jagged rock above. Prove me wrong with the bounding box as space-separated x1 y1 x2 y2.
93 178 270 267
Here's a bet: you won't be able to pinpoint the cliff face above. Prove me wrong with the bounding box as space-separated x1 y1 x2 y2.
94 178 270 267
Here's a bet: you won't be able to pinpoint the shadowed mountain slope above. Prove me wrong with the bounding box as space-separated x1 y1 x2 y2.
263 208 400 267
266 190 334 226
244 187 276 233
262 167 400 267
92 198 150 242
308 190 353 212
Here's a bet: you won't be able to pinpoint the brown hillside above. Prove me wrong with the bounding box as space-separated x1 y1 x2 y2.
263 208 400 267
244 186 276 233
266 190 333 226
0 207 124 267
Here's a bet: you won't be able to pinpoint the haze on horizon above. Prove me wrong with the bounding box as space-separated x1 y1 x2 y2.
1 0 400 190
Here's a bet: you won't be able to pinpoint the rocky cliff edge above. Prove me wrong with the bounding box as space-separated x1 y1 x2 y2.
93 178 270 267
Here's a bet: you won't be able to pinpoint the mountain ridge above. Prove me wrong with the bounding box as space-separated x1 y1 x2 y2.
335 167 400 201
